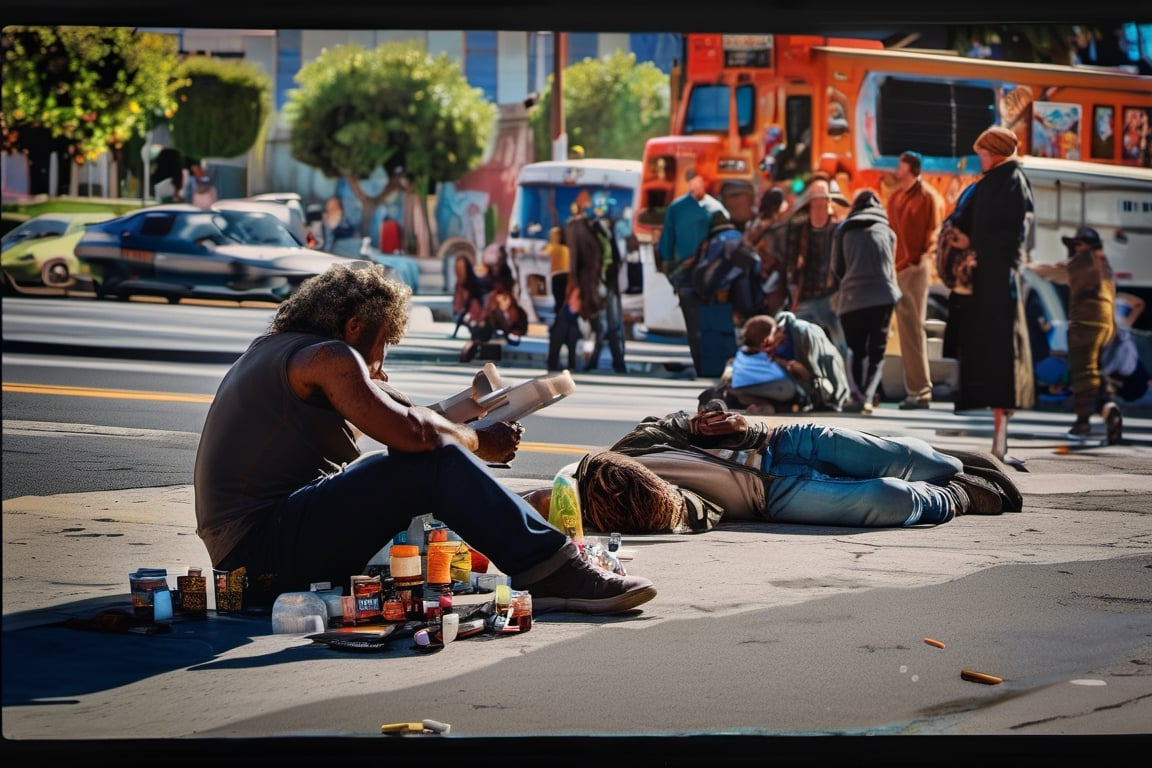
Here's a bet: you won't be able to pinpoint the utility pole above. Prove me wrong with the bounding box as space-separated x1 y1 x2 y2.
551 31 567 161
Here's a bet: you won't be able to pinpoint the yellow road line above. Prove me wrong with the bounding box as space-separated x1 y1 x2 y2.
2 383 599 455
3 382 214 403
518 441 594 455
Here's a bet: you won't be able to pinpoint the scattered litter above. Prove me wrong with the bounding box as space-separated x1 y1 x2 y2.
1069 678 1107 686
381 719 451 735
961 669 1003 685
923 637 946 649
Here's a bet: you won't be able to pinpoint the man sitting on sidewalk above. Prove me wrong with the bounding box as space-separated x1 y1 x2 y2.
524 403 1021 534
193 263 656 614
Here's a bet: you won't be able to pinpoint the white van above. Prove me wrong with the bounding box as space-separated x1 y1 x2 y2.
506 158 643 324
1021 156 1152 351
1023 156 1152 288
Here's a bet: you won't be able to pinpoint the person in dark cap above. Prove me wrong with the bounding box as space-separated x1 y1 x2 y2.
944 126 1035 461
1027 226 1122 443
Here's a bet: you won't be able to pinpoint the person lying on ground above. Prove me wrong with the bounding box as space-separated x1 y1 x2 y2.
522 402 1022 535
193 263 656 614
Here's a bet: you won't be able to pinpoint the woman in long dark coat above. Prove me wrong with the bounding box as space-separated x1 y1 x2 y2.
947 126 1036 460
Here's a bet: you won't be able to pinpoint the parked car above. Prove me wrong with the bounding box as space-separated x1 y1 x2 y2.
215 195 309 245
73 204 374 304
1 212 114 294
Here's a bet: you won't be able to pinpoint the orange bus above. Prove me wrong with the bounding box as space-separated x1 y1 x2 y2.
633 33 1152 243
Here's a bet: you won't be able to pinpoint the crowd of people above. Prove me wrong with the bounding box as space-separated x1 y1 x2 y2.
186 120 1141 623
654 124 1130 457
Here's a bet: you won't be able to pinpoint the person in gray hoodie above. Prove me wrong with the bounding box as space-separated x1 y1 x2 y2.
831 188 901 413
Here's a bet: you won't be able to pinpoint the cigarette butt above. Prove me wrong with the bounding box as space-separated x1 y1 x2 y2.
381 722 426 734
961 669 1003 685
422 719 451 734
924 637 946 649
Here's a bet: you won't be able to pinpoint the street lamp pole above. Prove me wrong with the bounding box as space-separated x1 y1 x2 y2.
551 31 567 161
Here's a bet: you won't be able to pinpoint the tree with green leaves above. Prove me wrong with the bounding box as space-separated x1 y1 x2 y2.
169 56 273 163
284 40 498 253
530 49 670 162
1 26 184 195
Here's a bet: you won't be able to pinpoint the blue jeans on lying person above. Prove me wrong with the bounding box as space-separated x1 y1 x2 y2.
762 423 963 527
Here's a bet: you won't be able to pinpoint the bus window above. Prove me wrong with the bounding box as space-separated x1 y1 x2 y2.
684 84 731 133
735 83 756 136
876 78 996 157
515 186 558 238
772 95 812 182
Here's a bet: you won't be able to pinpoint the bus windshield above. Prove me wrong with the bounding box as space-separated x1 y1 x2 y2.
684 83 756 135
514 184 637 239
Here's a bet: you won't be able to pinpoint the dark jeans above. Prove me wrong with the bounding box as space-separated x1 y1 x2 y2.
548 309 582 371
840 303 895 403
676 286 703 376
586 288 626 372
220 443 567 596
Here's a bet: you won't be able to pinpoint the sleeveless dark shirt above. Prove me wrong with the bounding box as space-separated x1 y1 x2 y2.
193 332 359 564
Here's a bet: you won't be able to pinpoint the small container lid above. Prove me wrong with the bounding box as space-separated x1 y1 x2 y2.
390 544 419 558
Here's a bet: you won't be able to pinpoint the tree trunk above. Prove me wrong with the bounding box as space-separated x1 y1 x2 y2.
346 173 401 249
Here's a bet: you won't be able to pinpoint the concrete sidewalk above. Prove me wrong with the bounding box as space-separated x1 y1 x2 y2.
4 428 1152 748
4 298 1152 754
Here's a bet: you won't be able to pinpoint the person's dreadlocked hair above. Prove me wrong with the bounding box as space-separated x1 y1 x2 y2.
268 264 412 345
577 450 684 534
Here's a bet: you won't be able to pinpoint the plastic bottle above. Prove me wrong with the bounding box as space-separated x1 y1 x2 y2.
381 577 406 622
547 466 584 544
389 544 423 619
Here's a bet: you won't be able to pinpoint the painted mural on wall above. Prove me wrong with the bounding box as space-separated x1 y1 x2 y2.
1122 106 1152 167
1031 101 1083 160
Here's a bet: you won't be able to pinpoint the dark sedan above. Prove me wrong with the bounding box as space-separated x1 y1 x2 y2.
74 204 374 303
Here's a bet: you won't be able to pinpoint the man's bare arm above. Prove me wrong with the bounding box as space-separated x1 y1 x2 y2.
288 341 519 462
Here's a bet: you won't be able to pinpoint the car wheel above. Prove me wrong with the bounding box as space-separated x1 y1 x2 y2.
40 259 74 288
94 282 127 302
166 295 181 304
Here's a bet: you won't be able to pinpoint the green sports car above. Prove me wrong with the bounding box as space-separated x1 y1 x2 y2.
1 212 114 294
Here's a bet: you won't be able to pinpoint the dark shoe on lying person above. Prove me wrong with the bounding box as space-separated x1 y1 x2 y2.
937 448 1024 511
513 542 656 615
950 472 1004 515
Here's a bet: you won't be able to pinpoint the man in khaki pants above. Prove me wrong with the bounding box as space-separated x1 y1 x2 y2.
886 151 944 409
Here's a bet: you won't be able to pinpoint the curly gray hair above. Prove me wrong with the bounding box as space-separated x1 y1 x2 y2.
269 264 412 345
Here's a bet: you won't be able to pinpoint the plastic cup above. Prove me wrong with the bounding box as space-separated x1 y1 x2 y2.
129 569 169 620
441 613 460 643
271 591 328 635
